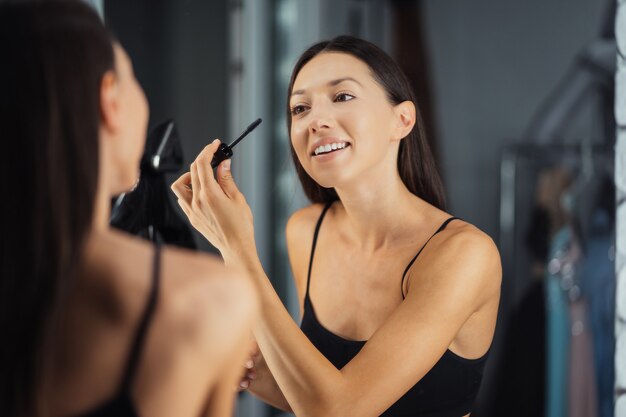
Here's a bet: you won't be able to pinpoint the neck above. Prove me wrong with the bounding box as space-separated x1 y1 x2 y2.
92 178 112 232
92 138 114 233
92 133 125 234
333 163 429 253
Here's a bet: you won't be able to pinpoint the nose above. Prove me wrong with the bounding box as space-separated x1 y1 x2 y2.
308 103 333 135
309 119 331 135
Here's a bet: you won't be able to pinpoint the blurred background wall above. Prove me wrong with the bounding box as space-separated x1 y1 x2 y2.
104 1 615 416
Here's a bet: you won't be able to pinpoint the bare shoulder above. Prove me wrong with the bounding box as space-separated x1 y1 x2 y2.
436 220 500 262
285 204 327 304
100 231 255 352
286 203 327 238
158 245 256 349
285 203 327 259
63 232 256 413
412 219 502 300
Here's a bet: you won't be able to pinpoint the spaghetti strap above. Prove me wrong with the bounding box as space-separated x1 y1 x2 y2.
401 217 458 299
305 202 334 298
119 243 161 392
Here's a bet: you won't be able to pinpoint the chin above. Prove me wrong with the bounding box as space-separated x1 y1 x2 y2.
127 174 140 192
116 171 140 194
309 168 352 189
314 179 337 189
310 177 343 190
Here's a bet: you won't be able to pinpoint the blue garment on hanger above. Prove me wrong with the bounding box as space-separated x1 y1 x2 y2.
545 227 572 417
579 210 615 417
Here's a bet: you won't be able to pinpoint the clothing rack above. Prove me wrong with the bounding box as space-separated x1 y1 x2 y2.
498 143 614 417
500 143 613 306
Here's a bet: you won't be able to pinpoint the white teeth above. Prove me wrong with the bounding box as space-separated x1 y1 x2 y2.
313 142 347 156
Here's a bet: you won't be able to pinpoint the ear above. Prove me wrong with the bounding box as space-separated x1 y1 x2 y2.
392 100 416 141
99 70 121 134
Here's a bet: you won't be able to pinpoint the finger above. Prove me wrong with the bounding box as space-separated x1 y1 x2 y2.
177 197 193 220
190 162 202 199
171 172 193 204
171 171 192 191
217 159 241 200
195 139 222 195
244 358 254 369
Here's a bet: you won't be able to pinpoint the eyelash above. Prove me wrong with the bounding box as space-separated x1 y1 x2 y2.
334 91 355 102
290 91 356 116
290 105 308 116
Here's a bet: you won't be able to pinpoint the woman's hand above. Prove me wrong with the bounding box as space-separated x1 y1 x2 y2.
238 341 260 391
171 139 257 265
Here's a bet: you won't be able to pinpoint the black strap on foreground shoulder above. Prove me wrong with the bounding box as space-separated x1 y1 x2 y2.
119 242 162 392
400 217 458 300
306 202 334 297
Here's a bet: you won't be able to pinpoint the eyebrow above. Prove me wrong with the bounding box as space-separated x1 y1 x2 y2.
291 77 362 97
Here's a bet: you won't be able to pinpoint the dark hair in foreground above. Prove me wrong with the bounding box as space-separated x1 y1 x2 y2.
287 35 446 210
0 1 114 415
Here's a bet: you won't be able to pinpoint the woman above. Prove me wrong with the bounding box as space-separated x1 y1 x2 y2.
173 36 501 416
0 1 256 416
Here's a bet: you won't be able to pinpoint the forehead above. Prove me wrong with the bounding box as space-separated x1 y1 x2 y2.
292 52 372 91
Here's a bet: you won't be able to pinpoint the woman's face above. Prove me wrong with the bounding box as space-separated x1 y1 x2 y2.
110 44 149 193
289 52 399 188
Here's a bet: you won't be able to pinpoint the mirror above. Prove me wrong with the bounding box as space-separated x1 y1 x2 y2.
104 1 616 416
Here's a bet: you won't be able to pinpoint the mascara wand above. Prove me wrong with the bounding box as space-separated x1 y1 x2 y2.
210 118 262 168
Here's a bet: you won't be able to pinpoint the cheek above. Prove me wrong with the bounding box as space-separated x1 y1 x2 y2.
133 87 148 131
130 88 148 153
353 104 383 132
139 88 149 125
290 123 308 159
351 105 395 147
290 118 307 140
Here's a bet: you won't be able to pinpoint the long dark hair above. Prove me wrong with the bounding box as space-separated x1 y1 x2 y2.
287 35 446 210
0 1 114 415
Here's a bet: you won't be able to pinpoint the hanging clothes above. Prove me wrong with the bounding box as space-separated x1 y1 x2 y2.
568 299 599 417
544 226 574 417
578 205 615 417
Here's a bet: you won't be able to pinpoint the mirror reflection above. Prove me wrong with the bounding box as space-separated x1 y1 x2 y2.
0 0 616 416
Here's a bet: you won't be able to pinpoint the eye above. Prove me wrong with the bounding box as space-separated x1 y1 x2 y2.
290 104 309 116
334 92 355 102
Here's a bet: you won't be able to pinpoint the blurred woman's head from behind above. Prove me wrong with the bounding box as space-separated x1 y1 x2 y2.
100 44 149 197
286 35 445 210
0 1 146 415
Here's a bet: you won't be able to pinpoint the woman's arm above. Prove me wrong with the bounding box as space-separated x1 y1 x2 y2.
239 210 314 412
171 142 502 417
246 350 293 411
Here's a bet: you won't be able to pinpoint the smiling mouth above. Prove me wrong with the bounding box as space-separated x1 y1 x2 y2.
312 142 350 156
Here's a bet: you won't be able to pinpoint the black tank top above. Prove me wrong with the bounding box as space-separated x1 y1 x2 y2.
75 243 162 417
300 203 489 417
